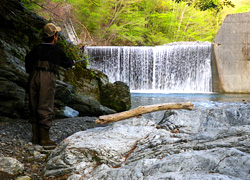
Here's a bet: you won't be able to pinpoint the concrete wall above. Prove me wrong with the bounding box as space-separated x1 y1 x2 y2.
213 12 250 93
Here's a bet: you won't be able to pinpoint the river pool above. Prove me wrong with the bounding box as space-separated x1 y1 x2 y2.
131 93 250 122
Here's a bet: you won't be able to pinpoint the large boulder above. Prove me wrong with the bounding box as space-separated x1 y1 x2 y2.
100 81 131 112
54 80 116 117
68 94 116 116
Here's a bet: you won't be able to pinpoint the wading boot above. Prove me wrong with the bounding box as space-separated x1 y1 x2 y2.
39 127 57 150
31 124 40 144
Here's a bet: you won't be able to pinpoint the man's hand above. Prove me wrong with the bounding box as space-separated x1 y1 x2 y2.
72 60 76 69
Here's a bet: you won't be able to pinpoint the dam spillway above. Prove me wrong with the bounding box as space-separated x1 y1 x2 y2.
86 42 212 93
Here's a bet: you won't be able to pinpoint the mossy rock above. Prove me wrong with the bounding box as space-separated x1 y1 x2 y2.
100 81 131 112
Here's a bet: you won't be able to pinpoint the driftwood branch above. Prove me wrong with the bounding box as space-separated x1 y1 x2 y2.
95 102 194 124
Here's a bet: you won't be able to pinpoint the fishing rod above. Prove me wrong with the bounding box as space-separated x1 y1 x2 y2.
72 56 100 69
75 56 100 63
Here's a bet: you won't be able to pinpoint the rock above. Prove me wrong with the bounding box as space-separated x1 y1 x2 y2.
0 157 24 176
90 148 249 180
68 94 116 116
0 77 28 118
55 80 75 105
66 68 109 102
43 104 250 179
100 81 131 112
54 80 116 117
43 117 156 178
15 176 31 180
67 174 82 180
63 106 79 118
33 151 47 161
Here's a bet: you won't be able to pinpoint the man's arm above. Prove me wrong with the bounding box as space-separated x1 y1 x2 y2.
59 48 75 69
25 50 35 74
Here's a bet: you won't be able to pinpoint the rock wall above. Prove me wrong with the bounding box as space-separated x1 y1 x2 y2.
213 12 250 93
0 0 44 119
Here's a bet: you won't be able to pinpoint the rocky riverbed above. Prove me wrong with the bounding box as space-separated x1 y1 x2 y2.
1 103 250 180
0 116 105 179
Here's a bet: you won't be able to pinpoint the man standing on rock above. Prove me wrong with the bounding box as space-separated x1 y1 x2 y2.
25 23 74 149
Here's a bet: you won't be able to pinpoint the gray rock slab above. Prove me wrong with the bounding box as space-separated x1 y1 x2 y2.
44 117 156 178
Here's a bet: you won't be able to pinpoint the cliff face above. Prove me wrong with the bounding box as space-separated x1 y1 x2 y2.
0 0 45 119
0 0 131 120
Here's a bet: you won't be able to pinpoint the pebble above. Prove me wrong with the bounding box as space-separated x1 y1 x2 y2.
15 176 31 180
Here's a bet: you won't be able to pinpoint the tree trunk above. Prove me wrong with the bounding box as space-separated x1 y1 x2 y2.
95 102 194 124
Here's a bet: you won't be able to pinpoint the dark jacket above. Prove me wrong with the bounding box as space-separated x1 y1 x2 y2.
25 43 73 74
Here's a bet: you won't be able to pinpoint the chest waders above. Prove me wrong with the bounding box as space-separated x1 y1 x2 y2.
28 61 57 149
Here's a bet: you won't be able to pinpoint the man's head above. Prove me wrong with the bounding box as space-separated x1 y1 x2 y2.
42 23 61 43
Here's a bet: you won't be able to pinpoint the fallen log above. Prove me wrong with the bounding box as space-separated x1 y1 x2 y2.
95 102 194 124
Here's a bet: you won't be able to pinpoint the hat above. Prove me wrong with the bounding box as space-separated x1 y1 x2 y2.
43 23 61 37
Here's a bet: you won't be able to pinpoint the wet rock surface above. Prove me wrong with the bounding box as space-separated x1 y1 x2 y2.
44 104 250 179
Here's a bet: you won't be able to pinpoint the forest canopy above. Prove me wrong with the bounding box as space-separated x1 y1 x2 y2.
22 0 250 46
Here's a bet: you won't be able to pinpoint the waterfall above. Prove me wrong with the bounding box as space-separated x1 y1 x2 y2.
86 42 212 93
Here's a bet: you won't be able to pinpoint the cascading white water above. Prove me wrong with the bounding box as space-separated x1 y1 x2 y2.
86 42 212 93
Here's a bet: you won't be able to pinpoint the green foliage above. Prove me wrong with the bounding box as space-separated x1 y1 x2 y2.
234 5 250 13
63 0 222 45
21 0 43 10
56 37 83 64
22 0 250 46
230 0 250 14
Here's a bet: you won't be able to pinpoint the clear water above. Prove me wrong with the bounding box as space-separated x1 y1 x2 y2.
131 92 250 122
131 92 250 108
